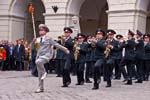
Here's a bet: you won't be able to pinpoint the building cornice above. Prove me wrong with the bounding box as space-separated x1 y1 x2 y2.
0 15 25 20
43 13 78 17
107 9 148 15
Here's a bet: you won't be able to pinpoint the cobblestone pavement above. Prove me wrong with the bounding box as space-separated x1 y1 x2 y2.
0 71 150 100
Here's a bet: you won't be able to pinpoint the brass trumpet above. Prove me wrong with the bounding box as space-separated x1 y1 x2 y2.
88 38 96 49
58 35 66 46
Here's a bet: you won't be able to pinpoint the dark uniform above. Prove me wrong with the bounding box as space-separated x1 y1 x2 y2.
30 44 38 77
92 29 106 89
90 36 97 75
135 30 144 83
114 35 124 80
62 27 74 87
119 30 136 85
104 29 118 87
75 34 87 85
143 34 150 81
85 36 93 83
55 38 63 77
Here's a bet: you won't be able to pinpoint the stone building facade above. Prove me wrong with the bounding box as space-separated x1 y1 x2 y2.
0 0 150 42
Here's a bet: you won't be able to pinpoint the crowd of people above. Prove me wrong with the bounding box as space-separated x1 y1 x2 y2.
0 39 30 71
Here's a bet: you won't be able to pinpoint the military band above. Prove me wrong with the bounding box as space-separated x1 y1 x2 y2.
53 27 150 90
28 23 150 92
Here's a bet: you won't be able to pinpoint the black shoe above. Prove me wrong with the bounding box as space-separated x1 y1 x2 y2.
125 80 132 85
145 78 148 81
61 85 68 87
66 81 71 86
86 80 92 83
114 77 121 80
80 81 84 85
92 84 99 90
135 80 142 83
75 83 81 85
92 86 99 90
56 75 62 77
106 84 111 87
122 79 127 82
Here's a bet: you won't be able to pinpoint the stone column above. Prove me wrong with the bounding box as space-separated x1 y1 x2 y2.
107 9 147 36
107 0 148 36
44 13 69 39
0 0 11 40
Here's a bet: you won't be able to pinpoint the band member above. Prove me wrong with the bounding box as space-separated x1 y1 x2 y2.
91 29 106 90
135 30 144 83
55 36 64 77
85 35 93 83
75 34 87 85
143 34 150 81
119 30 136 85
34 24 69 93
89 36 97 78
104 29 118 87
61 27 74 87
114 34 124 80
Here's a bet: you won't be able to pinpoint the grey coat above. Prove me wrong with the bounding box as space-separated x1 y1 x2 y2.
35 35 68 62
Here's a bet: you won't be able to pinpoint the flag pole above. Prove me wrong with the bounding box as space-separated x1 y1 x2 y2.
31 13 36 38
29 3 36 38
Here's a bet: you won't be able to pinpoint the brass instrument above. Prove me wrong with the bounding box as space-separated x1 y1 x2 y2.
104 40 111 59
34 42 40 51
91 41 96 49
89 38 96 49
74 41 79 61
58 35 66 46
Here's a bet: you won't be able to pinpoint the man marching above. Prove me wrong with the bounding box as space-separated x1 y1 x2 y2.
61 27 74 87
91 29 106 90
104 29 118 87
33 24 70 93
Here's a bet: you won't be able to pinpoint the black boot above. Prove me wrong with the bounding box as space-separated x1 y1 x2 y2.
92 83 99 90
125 80 132 85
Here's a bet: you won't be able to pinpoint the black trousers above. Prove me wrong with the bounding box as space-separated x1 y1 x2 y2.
143 60 150 80
114 59 121 79
8 55 15 70
136 59 144 81
120 59 135 81
85 61 92 81
16 61 23 71
71 60 76 75
104 58 114 86
55 59 63 76
62 59 71 85
93 59 103 87
76 62 85 83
